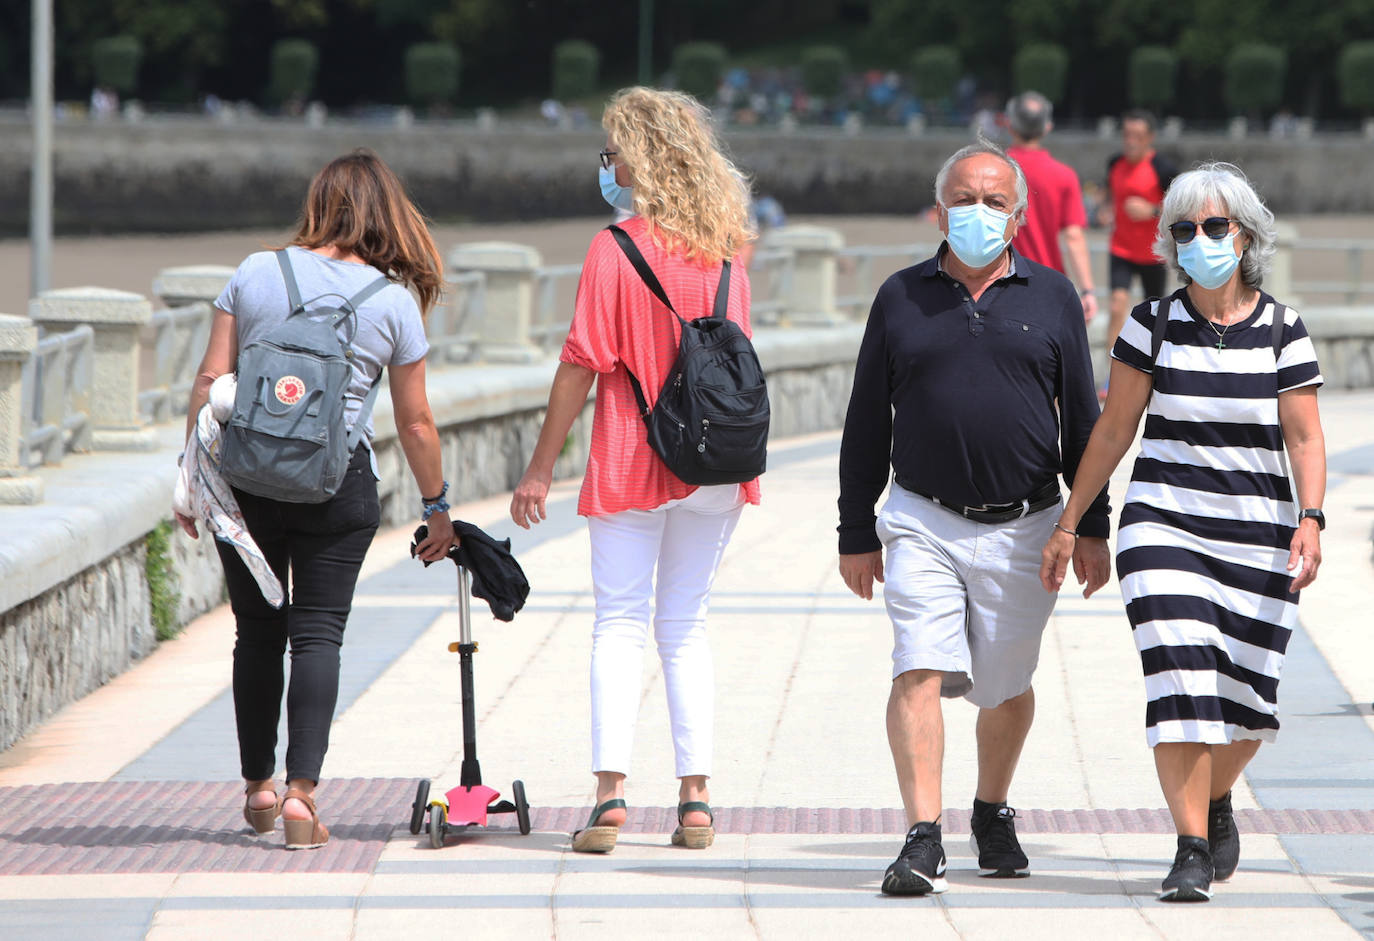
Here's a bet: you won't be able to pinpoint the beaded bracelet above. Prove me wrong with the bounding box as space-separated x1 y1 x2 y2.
422 498 450 520
1054 523 1079 538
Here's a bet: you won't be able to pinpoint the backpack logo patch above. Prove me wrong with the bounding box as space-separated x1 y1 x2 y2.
275 375 306 406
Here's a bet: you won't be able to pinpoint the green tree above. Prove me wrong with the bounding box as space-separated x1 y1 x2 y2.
801 45 848 99
404 42 460 108
1012 43 1069 102
270 39 319 103
910 45 961 102
672 42 725 102
92 35 142 95
552 39 600 102
1129 45 1176 112
1224 42 1286 118
1339 41 1374 114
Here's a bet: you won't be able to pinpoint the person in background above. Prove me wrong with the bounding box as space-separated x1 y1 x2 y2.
510 87 757 855
1042 162 1325 902
1005 91 1098 320
1105 110 1177 351
178 149 455 851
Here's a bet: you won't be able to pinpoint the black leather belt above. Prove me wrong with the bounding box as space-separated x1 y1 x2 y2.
897 479 1060 524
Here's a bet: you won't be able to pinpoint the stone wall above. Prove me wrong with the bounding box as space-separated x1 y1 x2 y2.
0 539 154 751
4 118 1374 235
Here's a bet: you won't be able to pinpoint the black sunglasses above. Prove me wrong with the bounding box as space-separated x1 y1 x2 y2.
1168 216 1235 244
598 149 618 170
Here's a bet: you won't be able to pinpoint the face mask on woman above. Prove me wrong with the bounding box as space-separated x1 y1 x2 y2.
599 165 635 213
944 203 1012 268
1177 233 1241 289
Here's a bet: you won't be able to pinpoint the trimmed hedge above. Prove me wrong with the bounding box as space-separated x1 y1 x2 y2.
552 39 600 102
405 42 460 106
1129 46 1176 112
801 45 849 100
1224 43 1286 116
269 39 319 103
672 42 725 102
92 35 142 95
910 45 961 102
1338 41 1374 114
1012 43 1068 103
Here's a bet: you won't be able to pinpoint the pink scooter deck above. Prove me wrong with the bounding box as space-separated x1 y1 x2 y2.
443 784 501 827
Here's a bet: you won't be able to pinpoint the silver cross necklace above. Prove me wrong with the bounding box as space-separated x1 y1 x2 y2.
1205 316 1232 350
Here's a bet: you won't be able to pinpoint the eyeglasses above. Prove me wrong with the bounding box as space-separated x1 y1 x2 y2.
1168 217 1235 244
598 149 618 170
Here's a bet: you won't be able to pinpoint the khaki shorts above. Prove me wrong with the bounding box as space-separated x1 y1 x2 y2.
876 483 1060 709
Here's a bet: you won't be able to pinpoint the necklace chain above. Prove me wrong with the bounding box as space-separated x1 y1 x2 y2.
1205 316 1233 350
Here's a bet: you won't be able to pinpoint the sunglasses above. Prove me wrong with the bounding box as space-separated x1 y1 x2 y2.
598 149 618 170
1168 216 1235 244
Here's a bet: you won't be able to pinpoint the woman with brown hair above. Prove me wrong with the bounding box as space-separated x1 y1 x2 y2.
178 148 455 849
510 87 757 853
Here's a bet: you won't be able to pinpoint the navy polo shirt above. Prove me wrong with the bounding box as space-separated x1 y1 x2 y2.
837 244 1110 555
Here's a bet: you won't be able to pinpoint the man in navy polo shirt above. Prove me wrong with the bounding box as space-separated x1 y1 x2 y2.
837 139 1111 896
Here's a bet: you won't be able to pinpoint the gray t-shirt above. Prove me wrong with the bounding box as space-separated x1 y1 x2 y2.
214 245 430 449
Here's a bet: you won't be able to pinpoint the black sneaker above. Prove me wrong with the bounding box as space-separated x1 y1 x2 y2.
1159 836 1213 902
969 800 1030 877
882 821 948 896
1208 791 1239 881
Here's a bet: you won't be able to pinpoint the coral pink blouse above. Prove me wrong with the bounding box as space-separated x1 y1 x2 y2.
560 217 761 517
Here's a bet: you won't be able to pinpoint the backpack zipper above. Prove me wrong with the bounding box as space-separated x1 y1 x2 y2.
697 418 709 453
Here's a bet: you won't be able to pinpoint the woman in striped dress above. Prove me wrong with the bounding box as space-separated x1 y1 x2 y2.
1039 162 1326 902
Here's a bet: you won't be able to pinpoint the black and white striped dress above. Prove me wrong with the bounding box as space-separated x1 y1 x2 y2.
1112 290 1323 746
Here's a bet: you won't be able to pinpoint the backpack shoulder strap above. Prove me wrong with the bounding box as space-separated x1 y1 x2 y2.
344 275 393 316
275 249 305 315
1271 301 1287 363
346 374 385 452
712 259 732 320
608 225 680 317
1149 294 1170 368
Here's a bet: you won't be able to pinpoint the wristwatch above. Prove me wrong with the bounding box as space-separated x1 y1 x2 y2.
1298 508 1326 530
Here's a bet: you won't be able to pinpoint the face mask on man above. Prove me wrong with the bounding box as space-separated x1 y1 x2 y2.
943 203 1012 268
1177 233 1241 289
599 165 636 213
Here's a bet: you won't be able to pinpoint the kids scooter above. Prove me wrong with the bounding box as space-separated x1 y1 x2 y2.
407 558 531 847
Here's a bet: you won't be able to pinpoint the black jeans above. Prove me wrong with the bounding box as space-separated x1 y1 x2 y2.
215 447 380 784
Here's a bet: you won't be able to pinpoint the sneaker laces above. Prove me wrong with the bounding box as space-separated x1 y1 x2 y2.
978 806 1021 854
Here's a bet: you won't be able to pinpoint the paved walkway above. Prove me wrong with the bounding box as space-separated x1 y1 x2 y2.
2 392 1372 940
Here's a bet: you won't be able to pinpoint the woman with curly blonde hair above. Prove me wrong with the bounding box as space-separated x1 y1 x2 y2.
511 86 758 854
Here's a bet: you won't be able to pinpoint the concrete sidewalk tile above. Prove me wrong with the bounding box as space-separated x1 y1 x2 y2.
353 908 553 938
146 907 357 939
1140 906 1359 939
948 909 1160 940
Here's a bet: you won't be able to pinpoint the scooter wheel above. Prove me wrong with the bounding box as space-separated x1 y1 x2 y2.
512 779 531 836
409 779 430 835
428 802 447 849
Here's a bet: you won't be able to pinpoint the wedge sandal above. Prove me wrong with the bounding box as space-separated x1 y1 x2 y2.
671 801 714 849
243 780 280 837
571 798 626 853
282 787 330 850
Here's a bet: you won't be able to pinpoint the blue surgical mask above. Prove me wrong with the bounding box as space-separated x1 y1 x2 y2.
944 203 1012 268
1177 232 1240 289
599 165 635 213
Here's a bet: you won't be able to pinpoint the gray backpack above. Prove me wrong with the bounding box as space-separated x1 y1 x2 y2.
218 250 390 503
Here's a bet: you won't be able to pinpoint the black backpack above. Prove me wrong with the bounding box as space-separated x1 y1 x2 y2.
607 225 769 486
1149 290 1285 366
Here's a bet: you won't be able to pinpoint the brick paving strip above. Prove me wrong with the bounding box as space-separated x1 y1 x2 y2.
2 779 1372 876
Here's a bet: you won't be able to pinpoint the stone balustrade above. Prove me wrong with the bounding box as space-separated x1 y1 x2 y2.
0 314 42 505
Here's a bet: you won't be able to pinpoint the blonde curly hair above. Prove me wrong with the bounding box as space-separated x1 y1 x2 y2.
603 87 755 263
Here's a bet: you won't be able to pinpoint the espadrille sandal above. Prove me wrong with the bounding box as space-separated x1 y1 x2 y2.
671 801 714 849
571 798 626 853
243 780 280 837
282 787 330 850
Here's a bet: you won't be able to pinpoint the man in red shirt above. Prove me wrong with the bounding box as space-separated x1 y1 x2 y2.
1105 110 1177 350
1005 91 1098 320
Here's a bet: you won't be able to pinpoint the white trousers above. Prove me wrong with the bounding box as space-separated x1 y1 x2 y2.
586 484 744 778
